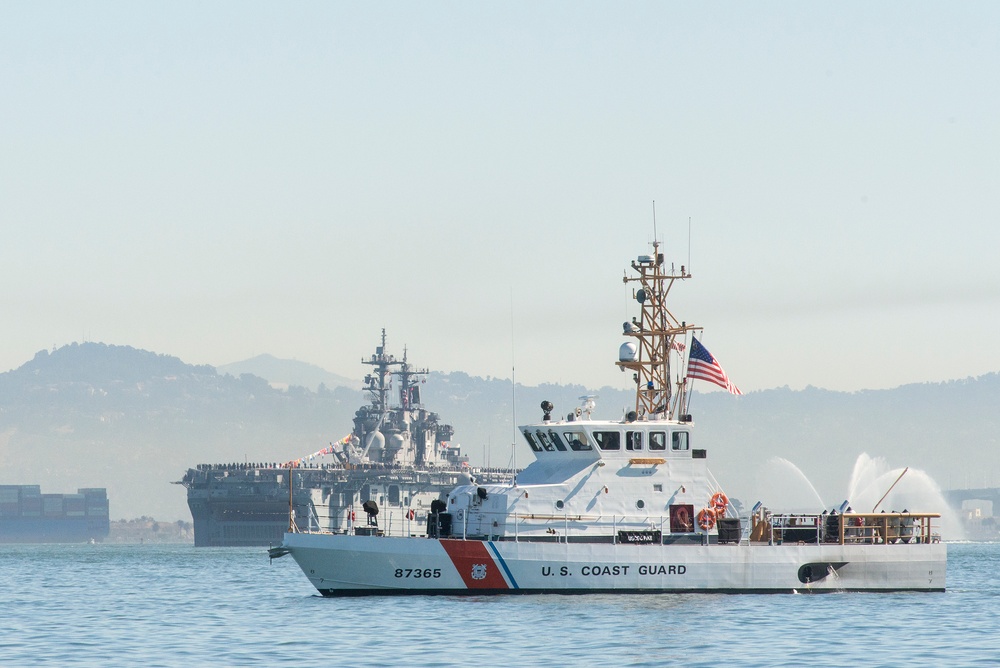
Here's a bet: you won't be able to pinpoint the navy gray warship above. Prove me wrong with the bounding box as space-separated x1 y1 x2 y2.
180 332 512 547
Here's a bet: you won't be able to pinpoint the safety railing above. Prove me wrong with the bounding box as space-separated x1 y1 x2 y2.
766 512 941 546
426 509 743 544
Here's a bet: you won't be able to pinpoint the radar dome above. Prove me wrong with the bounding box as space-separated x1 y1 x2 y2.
619 342 638 362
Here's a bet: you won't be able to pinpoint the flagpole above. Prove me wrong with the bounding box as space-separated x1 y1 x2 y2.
287 465 295 533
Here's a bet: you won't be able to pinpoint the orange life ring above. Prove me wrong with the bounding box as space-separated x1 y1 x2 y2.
673 506 691 531
697 507 717 531
710 492 729 517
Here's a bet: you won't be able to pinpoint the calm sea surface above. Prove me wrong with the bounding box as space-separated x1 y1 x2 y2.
1 542 998 667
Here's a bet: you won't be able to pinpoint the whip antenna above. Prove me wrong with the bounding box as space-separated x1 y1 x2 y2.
652 200 657 242
510 287 517 473
872 467 909 513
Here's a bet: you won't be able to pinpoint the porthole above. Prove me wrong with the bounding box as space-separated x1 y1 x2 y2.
636 499 645 509
555 500 565 510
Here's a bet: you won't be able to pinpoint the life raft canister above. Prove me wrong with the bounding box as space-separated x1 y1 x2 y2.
710 492 729 517
697 507 717 531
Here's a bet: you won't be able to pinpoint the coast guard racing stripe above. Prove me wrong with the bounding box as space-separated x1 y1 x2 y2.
440 539 510 590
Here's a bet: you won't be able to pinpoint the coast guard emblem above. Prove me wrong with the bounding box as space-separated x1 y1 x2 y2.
471 564 488 580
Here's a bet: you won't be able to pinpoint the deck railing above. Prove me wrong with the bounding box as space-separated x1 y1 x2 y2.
767 512 941 546
298 506 943 547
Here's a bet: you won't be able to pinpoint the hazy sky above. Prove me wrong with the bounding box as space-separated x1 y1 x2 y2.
3 3 999 394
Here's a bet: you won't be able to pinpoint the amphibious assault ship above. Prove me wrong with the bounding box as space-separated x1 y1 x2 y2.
180 332 512 547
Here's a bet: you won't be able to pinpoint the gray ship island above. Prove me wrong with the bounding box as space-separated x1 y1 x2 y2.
180 332 512 547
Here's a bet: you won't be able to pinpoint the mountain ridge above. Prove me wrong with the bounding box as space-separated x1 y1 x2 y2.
1 341 996 522
216 353 361 392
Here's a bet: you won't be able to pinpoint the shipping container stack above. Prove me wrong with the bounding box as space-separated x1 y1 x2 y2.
0 485 110 543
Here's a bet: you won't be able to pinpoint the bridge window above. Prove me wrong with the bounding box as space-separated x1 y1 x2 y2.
649 432 667 450
594 431 620 451
548 430 568 451
564 430 592 451
535 430 555 451
522 430 543 452
626 431 643 451
672 431 690 451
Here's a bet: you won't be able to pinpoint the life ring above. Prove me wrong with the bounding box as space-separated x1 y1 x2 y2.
672 506 692 531
697 507 717 531
710 492 729 517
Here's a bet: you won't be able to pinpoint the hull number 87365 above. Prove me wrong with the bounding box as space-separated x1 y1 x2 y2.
394 568 442 579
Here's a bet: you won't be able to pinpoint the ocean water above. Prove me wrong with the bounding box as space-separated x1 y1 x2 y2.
1 542 998 667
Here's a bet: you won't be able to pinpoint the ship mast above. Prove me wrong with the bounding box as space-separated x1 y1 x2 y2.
352 328 403 462
393 346 428 411
616 241 701 420
362 328 400 419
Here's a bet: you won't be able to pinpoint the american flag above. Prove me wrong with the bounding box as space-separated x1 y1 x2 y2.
687 337 742 395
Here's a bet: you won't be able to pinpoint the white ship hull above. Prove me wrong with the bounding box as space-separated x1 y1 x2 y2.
279 532 946 596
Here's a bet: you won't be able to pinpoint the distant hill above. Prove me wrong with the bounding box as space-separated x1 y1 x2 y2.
217 353 360 392
0 343 364 521
1 341 997 524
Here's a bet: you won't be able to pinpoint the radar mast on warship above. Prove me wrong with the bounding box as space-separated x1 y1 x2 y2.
179 331 510 547
339 330 455 468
